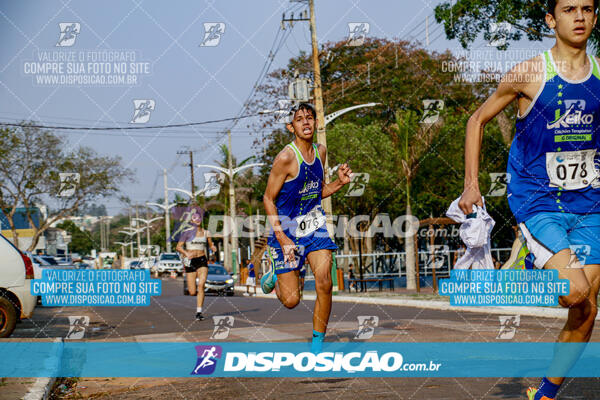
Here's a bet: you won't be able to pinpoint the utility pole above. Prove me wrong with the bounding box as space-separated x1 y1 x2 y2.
163 169 171 252
135 205 141 257
308 0 333 233
189 151 196 205
145 206 151 251
177 149 197 205
128 210 134 257
100 217 105 251
228 129 238 274
105 218 110 252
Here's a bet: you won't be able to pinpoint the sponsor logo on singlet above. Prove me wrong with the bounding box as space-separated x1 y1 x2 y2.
546 100 594 130
298 180 319 195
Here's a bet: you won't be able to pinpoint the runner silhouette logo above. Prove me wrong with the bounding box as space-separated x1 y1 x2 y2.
421 100 444 124
345 173 370 197
488 22 512 47
58 173 80 197
347 23 369 46
131 99 155 124
191 345 222 375
56 23 80 47
354 315 379 339
497 315 520 340
570 244 591 265
487 172 511 197
66 316 89 339
211 316 234 339
200 23 225 47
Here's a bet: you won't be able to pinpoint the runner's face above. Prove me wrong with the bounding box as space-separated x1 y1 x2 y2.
548 0 597 45
287 109 315 140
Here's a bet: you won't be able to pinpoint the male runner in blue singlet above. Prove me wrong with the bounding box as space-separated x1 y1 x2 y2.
262 103 352 353
459 1 600 398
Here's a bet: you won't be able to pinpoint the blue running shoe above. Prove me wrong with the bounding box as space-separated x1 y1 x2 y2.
261 270 276 294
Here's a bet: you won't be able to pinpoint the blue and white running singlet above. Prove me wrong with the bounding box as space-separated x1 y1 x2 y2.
507 49 600 223
267 141 337 274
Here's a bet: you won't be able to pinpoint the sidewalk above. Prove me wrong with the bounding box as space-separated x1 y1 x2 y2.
234 285 598 320
0 338 61 400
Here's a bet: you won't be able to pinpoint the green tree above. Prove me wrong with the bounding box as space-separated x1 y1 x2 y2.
434 0 600 53
56 220 94 255
250 37 516 256
0 123 134 251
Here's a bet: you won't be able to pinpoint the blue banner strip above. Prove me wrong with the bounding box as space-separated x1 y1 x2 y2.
2 342 600 378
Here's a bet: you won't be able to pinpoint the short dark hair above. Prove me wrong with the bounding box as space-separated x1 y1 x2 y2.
548 0 598 15
288 102 316 121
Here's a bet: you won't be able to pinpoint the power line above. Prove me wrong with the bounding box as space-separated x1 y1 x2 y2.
0 111 271 131
223 2 299 134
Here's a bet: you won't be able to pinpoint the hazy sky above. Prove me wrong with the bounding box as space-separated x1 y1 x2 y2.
0 0 552 215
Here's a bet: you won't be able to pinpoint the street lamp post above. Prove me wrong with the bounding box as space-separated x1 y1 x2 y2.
115 241 133 265
145 169 178 253
196 160 264 275
119 228 142 257
146 201 176 253
133 217 163 256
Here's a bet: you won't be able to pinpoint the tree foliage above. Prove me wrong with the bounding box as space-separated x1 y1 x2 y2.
248 38 515 248
0 123 135 250
56 220 94 255
434 0 600 53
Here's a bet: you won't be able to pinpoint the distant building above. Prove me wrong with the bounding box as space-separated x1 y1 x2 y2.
44 228 71 257
0 207 45 251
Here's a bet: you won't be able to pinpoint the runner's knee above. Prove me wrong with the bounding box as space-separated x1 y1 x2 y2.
281 294 300 309
314 274 332 293
560 284 591 308
555 256 590 308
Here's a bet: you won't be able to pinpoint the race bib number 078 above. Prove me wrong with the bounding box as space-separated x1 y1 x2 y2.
546 149 599 190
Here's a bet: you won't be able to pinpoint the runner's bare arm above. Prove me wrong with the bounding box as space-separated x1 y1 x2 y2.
458 69 523 215
318 144 352 198
175 241 188 259
207 232 216 253
264 148 297 256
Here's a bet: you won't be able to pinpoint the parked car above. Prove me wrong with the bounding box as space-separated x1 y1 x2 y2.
0 234 36 338
38 255 77 269
24 252 51 280
128 260 143 270
183 264 234 296
156 253 183 276
39 255 59 266
140 256 156 270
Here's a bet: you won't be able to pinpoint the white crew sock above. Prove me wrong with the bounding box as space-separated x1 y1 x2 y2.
196 307 202 313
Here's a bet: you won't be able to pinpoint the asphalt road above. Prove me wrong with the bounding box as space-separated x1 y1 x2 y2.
10 277 600 399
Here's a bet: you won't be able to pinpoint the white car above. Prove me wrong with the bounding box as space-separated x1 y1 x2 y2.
24 252 52 280
0 234 36 338
155 253 184 275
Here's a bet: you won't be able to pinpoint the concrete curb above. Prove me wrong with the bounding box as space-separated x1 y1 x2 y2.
234 286 599 320
22 337 63 400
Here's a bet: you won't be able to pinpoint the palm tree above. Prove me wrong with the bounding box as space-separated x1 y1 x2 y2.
394 109 442 289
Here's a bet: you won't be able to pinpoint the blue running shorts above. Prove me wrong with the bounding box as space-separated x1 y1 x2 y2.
519 212 600 267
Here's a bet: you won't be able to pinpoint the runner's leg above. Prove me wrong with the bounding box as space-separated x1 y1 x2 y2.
542 250 599 387
275 270 301 309
307 249 333 346
187 270 198 296
196 266 208 311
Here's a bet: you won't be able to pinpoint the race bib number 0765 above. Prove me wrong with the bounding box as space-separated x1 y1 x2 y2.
546 149 599 190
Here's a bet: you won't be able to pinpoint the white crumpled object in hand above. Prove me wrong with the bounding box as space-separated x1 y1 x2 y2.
446 197 496 269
